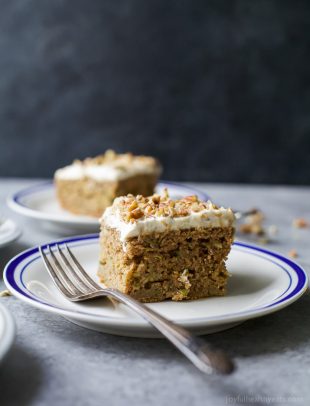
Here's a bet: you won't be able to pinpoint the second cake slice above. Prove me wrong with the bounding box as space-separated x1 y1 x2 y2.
54 150 161 217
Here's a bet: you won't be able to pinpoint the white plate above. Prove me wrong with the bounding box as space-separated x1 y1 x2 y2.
0 219 22 248
0 303 15 363
4 235 308 337
7 181 209 234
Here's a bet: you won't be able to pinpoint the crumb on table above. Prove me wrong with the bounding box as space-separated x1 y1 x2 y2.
268 225 278 235
292 218 309 228
288 249 298 258
238 210 265 236
257 237 269 245
0 289 12 297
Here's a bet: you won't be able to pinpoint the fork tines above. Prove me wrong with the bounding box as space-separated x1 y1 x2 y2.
39 244 101 300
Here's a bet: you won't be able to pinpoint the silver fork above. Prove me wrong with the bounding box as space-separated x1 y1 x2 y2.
39 243 235 375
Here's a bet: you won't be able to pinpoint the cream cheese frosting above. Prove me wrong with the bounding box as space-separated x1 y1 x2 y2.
54 150 161 182
101 195 235 242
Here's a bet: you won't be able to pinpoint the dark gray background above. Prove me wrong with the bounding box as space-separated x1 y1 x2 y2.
0 0 310 184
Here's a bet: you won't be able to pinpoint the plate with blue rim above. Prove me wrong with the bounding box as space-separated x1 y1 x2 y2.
3 234 308 338
7 181 209 234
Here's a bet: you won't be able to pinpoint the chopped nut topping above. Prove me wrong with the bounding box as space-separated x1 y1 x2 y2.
292 218 309 228
129 208 144 220
184 195 198 202
162 188 169 200
110 190 231 223
128 201 138 212
151 194 160 204
74 150 160 172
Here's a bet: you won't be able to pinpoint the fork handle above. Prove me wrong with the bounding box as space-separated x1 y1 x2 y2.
105 288 234 375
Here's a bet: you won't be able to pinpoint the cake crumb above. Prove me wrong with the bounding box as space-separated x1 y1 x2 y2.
268 225 278 236
288 249 298 258
258 237 269 245
292 218 309 228
239 210 265 236
0 289 12 297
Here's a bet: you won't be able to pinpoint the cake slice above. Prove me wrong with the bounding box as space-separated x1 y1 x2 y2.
98 190 235 302
54 150 161 217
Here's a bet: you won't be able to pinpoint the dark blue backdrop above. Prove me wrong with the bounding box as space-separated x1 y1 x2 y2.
1 0 310 184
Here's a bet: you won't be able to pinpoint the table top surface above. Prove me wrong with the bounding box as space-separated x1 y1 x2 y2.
0 178 309 406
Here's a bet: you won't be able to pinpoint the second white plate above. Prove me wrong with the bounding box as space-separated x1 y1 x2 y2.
7 181 209 234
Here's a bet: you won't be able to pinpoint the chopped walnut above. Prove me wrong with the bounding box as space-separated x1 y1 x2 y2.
161 188 169 200
184 195 198 203
292 218 309 228
151 194 160 204
111 189 233 224
77 150 160 172
127 208 143 220
128 201 138 211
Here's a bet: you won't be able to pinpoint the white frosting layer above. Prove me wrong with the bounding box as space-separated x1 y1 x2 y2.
102 205 235 242
55 161 160 182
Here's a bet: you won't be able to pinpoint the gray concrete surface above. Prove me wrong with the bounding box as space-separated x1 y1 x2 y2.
0 178 309 405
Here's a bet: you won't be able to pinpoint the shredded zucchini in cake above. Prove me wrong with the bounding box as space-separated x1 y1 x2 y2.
172 269 192 301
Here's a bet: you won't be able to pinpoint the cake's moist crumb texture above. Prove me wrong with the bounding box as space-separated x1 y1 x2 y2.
98 191 235 302
55 174 158 218
54 150 161 217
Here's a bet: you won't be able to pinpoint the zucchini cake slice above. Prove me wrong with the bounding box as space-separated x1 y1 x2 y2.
54 150 161 217
98 190 235 303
